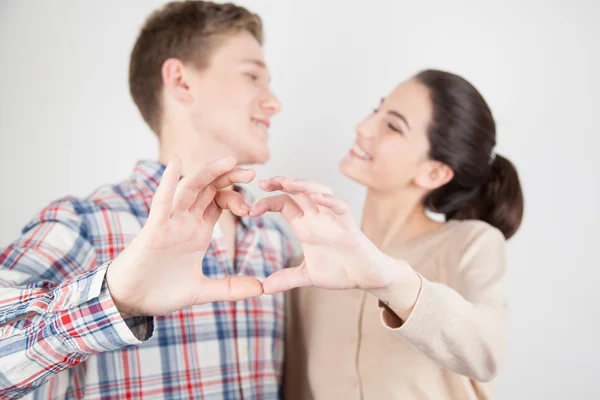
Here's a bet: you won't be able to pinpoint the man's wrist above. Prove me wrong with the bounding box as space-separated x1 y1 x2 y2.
113 303 134 320
105 261 137 320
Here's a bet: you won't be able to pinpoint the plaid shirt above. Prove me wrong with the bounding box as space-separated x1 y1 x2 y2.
0 160 292 400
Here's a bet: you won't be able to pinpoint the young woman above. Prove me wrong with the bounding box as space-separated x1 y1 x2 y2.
251 69 524 399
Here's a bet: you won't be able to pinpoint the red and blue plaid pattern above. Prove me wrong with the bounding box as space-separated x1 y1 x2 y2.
0 160 292 399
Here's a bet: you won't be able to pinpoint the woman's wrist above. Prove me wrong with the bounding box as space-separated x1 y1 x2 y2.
367 258 422 322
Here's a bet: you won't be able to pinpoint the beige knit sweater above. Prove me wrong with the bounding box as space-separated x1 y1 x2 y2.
284 220 508 400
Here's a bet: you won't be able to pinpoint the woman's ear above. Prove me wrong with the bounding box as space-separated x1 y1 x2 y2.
414 160 454 190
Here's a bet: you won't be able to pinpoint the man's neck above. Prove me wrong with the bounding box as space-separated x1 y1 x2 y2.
158 131 241 260
158 125 236 177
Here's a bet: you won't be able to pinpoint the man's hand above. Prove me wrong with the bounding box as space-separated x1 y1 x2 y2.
106 155 263 317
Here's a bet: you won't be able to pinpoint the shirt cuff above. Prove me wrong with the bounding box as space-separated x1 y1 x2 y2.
48 262 154 354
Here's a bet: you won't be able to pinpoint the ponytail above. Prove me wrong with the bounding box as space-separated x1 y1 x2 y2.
447 154 524 239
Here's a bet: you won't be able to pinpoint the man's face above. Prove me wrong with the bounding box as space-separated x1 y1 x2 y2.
184 31 281 165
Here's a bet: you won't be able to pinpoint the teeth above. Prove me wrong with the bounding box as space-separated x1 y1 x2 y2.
252 120 269 131
351 143 372 161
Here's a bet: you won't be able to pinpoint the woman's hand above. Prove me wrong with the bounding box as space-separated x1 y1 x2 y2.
251 177 417 298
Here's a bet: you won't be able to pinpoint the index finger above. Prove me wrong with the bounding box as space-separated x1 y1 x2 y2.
249 194 304 221
211 168 256 190
171 156 238 213
183 156 238 192
259 177 334 195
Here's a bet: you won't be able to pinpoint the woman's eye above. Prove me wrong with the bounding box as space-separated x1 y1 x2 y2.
388 123 402 134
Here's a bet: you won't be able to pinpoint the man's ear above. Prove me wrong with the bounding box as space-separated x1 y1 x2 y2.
161 58 194 103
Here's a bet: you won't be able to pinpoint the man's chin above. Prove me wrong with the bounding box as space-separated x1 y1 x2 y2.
237 147 270 166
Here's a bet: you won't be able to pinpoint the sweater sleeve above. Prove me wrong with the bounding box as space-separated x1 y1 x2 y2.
380 225 508 382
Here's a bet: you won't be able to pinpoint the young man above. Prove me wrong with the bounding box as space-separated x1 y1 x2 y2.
0 2 292 398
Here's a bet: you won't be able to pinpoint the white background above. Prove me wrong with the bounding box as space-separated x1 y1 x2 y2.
1 0 599 398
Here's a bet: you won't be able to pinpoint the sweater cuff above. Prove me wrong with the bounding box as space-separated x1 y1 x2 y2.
379 276 454 344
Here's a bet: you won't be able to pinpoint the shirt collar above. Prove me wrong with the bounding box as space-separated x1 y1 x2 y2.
131 160 166 194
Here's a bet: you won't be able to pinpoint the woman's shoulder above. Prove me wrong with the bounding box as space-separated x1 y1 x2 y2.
444 219 507 267
403 219 505 253
444 219 505 243
384 219 505 268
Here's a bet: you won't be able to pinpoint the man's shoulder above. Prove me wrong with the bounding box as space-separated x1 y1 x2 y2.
24 177 148 231
85 178 151 212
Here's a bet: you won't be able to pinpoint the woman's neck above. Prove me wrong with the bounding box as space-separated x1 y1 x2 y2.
361 188 443 249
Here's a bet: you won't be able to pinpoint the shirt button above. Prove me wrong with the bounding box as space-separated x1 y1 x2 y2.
239 347 248 361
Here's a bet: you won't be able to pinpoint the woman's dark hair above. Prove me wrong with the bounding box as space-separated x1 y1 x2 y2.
416 69 524 239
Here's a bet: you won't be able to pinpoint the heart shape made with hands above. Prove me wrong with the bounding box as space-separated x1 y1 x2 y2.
107 155 396 319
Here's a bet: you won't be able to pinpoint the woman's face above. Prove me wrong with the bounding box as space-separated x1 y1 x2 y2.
339 79 441 193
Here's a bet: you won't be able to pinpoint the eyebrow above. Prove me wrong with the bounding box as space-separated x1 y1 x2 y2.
380 97 411 131
241 58 271 82
241 58 267 68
